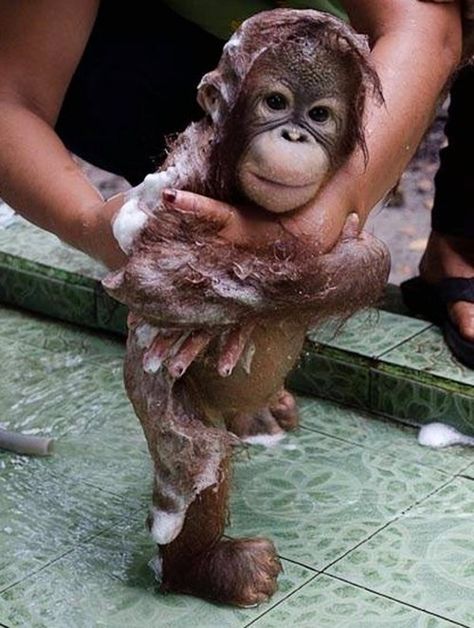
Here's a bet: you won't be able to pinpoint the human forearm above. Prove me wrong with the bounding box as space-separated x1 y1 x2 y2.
0 0 125 268
283 0 462 249
0 101 126 268
345 0 461 216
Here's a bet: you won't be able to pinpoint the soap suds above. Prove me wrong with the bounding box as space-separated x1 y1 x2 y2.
242 431 286 448
112 167 179 253
112 198 148 253
135 323 159 349
149 506 186 545
418 422 474 449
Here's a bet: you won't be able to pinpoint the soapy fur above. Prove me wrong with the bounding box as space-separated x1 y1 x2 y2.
103 9 390 606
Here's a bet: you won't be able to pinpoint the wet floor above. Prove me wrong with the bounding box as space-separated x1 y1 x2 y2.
1 304 473 628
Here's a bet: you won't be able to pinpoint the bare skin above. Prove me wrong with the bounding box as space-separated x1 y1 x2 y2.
420 232 474 340
0 2 465 337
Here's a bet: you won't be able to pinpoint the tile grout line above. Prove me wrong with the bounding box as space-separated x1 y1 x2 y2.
0 507 143 597
243 572 321 627
0 546 77 597
324 573 470 628
260 475 464 626
297 424 463 478
320 473 455 575
375 324 434 361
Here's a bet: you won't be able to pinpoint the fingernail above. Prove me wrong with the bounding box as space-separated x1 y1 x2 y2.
162 188 177 204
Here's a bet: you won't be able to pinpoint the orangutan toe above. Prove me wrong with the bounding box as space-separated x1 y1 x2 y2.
162 537 282 606
225 390 298 445
269 389 299 431
226 407 283 442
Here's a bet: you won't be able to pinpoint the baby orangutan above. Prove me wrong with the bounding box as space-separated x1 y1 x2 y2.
103 10 390 607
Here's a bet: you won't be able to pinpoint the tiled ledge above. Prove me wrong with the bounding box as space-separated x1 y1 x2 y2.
1 218 473 435
0 218 127 335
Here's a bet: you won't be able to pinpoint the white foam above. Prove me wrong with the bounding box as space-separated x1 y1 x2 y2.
131 168 178 210
418 422 474 449
242 431 286 448
112 197 148 253
143 353 163 374
135 323 159 349
149 506 186 545
112 167 178 253
211 277 261 306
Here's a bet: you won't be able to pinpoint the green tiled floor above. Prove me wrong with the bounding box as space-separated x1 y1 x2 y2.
1 305 474 627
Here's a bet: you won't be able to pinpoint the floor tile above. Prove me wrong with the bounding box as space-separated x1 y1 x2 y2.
0 343 128 439
0 515 313 628
309 310 431 359
329 478 474 626
371 370 474 437
0 306 125 366
298 397 474 476
0 454 134 592
228 428 449 570
379 326 474 389
251 574 459 628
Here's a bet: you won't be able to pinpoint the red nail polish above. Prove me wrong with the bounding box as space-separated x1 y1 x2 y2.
162 188 177 204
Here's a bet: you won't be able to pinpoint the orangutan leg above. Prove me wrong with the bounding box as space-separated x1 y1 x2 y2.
158 455 282 607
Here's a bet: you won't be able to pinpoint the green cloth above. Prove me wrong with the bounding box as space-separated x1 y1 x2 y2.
162 0 347 40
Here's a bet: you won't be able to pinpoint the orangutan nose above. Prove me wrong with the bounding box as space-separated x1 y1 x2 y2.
281 128 309 143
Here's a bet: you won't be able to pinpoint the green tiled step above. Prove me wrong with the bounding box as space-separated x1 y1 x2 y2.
290 312 474 437
1 218 473 435
0 219 127 335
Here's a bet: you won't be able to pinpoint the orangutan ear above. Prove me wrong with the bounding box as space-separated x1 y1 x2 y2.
197 74 225 123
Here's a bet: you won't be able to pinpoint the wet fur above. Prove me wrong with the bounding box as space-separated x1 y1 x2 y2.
104 9 390 606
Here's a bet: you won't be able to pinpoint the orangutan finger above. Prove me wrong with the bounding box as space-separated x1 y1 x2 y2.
166 331 213 379
162 188 234 228
217 323 256 377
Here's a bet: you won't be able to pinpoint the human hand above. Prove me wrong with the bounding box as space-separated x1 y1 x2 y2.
128 313 256 379
160 186 353 256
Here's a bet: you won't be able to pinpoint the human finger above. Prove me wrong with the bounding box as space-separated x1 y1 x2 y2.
162 188 234 228
143 330 187 374
217 323 256 377
166 331 213 379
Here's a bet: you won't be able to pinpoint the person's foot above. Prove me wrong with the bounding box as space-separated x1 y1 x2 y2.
419 231 474 341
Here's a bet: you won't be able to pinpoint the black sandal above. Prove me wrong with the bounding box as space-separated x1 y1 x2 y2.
400 276 474 368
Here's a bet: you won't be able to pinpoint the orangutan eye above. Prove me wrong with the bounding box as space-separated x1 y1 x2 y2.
309 106 331 122
265 93 288 111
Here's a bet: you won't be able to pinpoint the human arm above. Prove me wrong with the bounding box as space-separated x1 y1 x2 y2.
275 0 463 248
0 0 126 269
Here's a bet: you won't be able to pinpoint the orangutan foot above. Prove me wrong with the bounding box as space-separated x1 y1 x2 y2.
162 537 282 607
226 389 299 445
420 231 474 341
